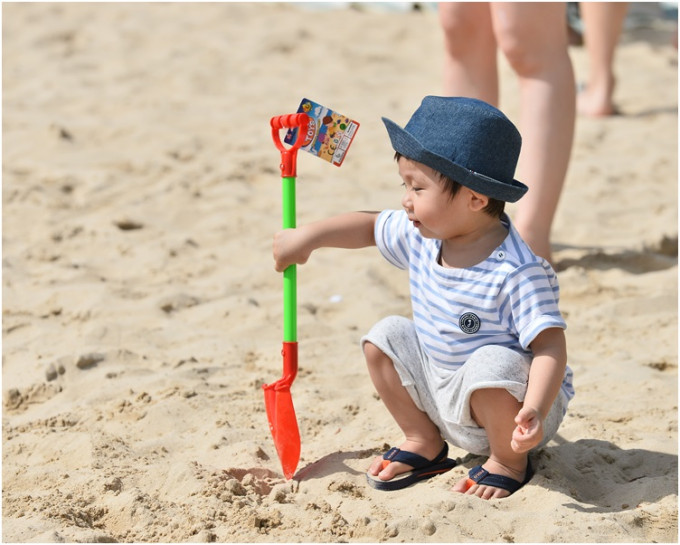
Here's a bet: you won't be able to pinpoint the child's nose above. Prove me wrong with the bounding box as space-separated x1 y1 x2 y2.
401 190 412 211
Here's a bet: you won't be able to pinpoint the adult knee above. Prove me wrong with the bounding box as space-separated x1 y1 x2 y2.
494 12 568 78
439 5 487 56
496 32 545 77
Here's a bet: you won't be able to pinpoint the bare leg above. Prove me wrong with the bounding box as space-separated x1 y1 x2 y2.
452 388 528 499
578 2 629 117
439 2 499 105
363 342 444 481
491 2 575 263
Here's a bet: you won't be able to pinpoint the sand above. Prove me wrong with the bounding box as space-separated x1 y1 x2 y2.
2 2 678 542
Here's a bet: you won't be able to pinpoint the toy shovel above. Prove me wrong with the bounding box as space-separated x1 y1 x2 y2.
263 112 310 479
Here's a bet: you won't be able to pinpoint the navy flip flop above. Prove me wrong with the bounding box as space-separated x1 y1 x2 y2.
464 458 534 495
366 442 457 491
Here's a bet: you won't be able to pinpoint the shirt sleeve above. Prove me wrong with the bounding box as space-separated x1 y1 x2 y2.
374 210 412 270
501 263 567 349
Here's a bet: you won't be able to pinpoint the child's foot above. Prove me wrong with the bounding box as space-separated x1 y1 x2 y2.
452 457 530 500
368 439 446 482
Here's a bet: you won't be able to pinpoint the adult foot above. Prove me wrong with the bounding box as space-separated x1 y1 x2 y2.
577 83 618 118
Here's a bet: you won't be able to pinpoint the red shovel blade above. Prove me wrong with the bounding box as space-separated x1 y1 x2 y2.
262 342 300 479
263 381 300 479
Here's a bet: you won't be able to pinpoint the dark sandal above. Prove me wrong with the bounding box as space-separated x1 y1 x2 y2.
366 442 457 491
464 458 534 495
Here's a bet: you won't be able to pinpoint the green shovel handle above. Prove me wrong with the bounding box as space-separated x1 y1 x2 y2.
282 175 296 343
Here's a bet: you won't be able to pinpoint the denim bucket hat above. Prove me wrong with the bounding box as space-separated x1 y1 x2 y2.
382 96 528 202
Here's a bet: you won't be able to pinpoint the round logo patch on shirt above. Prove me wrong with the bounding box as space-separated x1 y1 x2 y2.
459 312 481 334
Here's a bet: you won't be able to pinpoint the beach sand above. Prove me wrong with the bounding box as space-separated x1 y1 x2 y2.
2 2 677 542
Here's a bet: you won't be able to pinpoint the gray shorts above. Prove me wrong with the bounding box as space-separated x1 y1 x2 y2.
360 315 568 456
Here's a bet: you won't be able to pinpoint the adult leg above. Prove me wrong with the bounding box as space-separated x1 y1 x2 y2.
491 2 576 263
578 2 629 117
452 387 529 499
363 342 445 481
439 2 499 105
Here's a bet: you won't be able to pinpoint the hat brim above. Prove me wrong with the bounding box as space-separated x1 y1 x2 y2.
382 117 528 203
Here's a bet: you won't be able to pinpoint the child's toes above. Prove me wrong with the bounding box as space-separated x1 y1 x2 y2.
367 456 384 477
378 461 407 481
452 475 473 494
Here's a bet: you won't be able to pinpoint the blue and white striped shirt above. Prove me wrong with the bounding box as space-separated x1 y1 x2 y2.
375 209 574 400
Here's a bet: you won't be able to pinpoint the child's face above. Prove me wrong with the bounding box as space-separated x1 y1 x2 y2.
398 158 470 240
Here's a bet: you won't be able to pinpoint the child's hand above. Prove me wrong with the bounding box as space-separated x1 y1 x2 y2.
510 406 543 453
273 227 312 272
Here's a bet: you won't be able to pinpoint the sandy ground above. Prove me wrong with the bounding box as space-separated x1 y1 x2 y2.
2 2 678 542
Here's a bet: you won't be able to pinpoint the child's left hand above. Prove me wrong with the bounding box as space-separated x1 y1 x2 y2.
510 406 543 453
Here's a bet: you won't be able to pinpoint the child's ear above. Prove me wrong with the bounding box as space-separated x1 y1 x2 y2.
468 190 489 212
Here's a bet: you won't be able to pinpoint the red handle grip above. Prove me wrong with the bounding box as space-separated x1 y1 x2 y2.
270 113 310 177
270 113 309 132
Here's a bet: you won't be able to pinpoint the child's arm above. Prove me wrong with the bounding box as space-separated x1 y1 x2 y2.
511 327 567 453
273 211 379 272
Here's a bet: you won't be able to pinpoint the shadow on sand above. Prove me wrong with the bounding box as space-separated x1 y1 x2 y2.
535 437 678 513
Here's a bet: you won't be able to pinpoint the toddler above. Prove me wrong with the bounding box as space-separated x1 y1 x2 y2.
273 96 573 499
